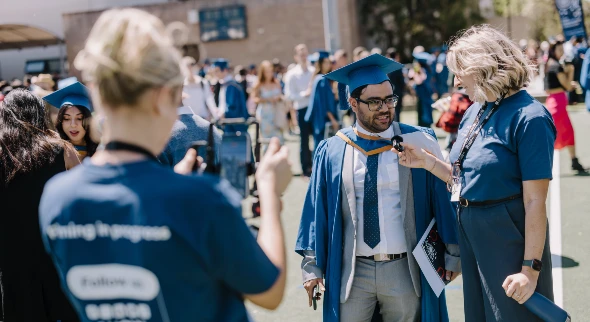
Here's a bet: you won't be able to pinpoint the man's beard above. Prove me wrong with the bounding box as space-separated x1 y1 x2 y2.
356 108 394 133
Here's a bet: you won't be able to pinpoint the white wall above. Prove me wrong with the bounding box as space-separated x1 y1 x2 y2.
0 0 168 80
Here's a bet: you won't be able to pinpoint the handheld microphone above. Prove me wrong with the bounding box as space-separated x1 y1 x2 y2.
392 135 404 152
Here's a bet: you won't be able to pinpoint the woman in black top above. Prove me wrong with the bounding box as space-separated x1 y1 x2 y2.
0 89 80 321
545 40 587 174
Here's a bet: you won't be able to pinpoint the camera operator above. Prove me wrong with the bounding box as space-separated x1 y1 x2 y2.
158 95 221 167
39 8 291 322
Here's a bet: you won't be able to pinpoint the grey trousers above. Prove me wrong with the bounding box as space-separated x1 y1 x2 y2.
340 257 420 322
458 198 554 322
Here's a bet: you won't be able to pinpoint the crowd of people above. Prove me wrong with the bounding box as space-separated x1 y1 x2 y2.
177 42 458 177
0 6 587 322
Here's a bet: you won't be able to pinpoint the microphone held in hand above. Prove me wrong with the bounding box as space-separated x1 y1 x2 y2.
392 135 404 152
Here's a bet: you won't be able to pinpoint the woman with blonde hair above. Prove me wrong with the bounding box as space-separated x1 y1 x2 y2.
394 25 556 321
253 60 285 144
39 8 291 321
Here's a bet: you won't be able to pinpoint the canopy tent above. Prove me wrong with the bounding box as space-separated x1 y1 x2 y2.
0 24 62 50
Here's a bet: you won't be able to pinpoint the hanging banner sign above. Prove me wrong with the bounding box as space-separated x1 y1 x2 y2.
555 0 587 39
199 5 248 42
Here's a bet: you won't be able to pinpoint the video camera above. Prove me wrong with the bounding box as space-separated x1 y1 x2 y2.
191 117 264 220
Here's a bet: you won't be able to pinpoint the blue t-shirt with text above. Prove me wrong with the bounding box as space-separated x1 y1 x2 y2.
39 159 278 322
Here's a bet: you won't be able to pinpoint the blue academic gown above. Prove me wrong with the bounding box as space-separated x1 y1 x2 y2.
223 80 250 133
435 53 449 96
305 75 338 151
295 125 458 322
337 83 349 111
414 62 435 127
579 48 590 111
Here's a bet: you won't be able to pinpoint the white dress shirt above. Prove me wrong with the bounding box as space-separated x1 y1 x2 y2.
353 123 407 256
182 76 217 120
284 64 315 110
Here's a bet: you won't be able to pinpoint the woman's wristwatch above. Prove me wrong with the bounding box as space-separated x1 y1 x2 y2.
523 259 543 272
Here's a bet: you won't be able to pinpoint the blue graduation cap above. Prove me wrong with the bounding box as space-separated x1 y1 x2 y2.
324 54 403 109
42 81 92 112
308 51 330 64
212 59 229 70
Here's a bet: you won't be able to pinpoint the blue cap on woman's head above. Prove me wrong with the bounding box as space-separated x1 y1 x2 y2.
324 53 402 99
213 59 229 70
42 81 93 112
309 51 330 63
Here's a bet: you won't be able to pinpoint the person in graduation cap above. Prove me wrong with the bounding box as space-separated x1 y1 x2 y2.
305 51 339 153
296 53 461 322
410 48 436 127
212 58 250 133
44 81 98 160
434 46 450 97
333 50 352 117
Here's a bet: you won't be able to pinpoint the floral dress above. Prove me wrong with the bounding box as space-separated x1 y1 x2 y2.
256 86 284 144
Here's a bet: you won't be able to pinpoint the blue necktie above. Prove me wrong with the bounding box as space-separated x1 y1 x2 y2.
364 154 380 248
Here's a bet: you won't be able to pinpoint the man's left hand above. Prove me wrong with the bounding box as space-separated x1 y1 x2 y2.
446 270 461 282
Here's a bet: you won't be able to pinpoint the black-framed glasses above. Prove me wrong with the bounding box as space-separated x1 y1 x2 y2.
355 95 399 111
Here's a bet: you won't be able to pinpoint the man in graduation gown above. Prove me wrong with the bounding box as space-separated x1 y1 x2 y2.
295 54 461 322
305 51 339 154
212 59 250 133
412 50 435 127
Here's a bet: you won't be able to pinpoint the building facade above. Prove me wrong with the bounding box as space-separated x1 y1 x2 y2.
0 0 530 81
62 0 360 79
0 0 168 80
0 0 361 80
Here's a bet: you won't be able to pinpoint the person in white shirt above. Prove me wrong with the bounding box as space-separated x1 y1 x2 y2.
181 57 217 121
284 44 315 176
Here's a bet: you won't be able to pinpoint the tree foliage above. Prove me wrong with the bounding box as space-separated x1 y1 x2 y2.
359 0 484 61
493 0 590 41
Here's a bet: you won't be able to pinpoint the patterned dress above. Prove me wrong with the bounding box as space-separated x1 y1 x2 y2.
256 86 284 144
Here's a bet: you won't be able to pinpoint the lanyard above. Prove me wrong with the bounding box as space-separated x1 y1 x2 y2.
454 93 506 169
104 141 159 163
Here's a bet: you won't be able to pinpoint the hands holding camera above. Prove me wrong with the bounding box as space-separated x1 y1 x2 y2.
175 137 292 195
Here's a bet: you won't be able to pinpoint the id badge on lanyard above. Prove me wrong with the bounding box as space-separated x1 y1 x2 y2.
450 93 506 203
450 162 461 202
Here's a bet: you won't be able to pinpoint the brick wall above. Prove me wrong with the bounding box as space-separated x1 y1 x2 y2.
62 0 354 78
